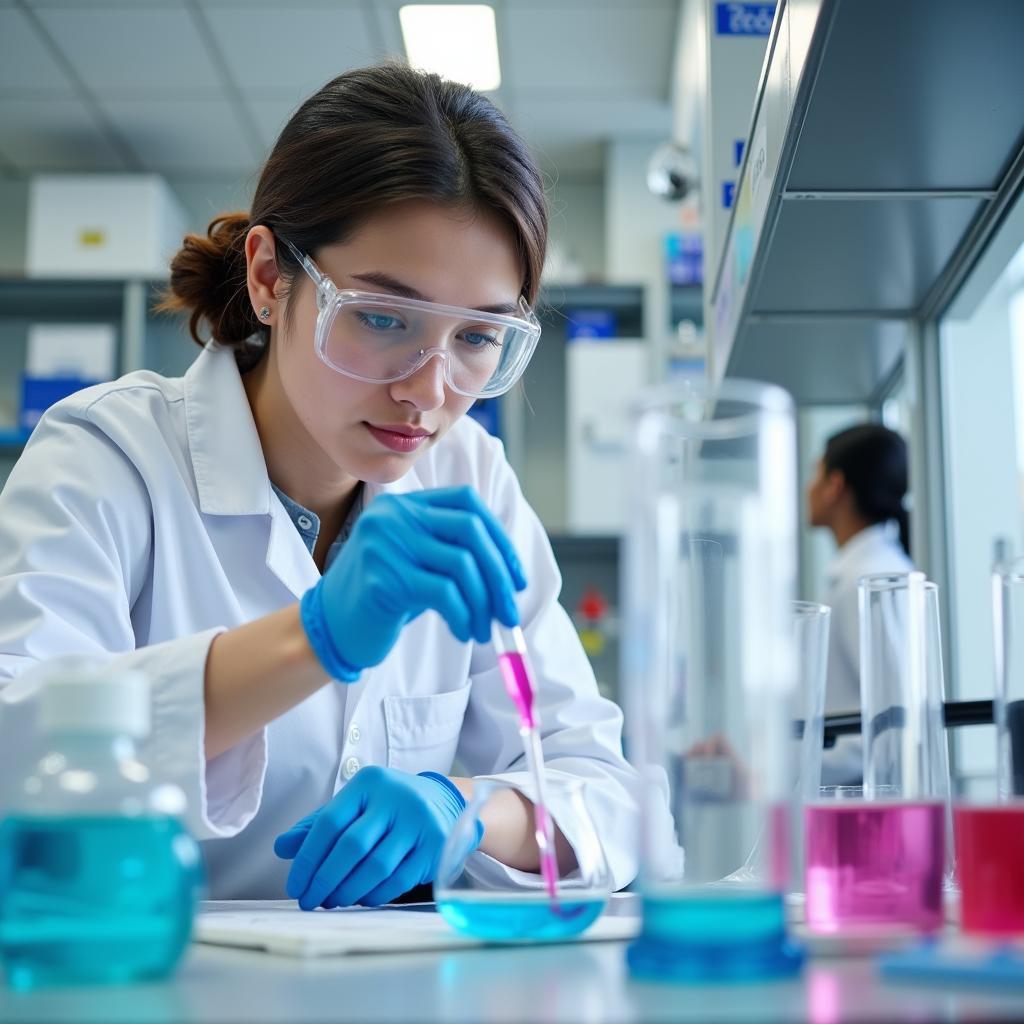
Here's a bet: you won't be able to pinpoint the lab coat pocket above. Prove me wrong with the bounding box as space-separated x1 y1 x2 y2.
383 682 473 775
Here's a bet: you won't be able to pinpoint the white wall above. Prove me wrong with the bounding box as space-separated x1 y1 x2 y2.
0 173 606 283
941 256 1024 789
546 180 605 281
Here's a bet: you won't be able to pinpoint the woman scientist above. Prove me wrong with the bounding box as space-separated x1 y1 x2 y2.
0 64 640 909
806 423 914 784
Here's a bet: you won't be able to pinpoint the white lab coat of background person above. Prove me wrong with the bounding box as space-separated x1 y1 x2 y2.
0 343 654 898
820 521 914 784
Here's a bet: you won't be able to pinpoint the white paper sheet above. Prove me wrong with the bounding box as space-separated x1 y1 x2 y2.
195 898 640 958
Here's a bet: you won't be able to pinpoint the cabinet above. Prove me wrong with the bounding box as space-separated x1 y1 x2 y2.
0 277 194 481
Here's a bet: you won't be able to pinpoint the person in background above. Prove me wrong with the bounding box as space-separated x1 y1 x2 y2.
806 423 914 784
0 63 646 910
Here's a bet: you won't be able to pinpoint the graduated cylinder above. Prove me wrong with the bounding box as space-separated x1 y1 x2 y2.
623 378 802 982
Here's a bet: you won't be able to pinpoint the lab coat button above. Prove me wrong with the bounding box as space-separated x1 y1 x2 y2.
343 756 361 779
348 724 361 743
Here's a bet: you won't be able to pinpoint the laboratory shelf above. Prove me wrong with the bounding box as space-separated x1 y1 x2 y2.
710 0 1024 405
538 282 645 339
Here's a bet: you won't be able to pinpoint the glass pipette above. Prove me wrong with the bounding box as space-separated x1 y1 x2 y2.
492 622 561 902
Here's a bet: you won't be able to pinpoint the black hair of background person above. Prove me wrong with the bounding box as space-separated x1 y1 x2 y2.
824 424 910 555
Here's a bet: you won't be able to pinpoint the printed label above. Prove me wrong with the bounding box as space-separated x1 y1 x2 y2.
715 2 776 36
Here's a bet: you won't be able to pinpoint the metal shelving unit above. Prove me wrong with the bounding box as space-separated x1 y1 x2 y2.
708 0 1024 406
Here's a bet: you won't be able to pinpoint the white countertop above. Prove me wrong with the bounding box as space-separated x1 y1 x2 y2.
3 901 1024 1022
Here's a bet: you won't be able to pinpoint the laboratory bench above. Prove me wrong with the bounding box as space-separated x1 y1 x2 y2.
3 905 1024 1023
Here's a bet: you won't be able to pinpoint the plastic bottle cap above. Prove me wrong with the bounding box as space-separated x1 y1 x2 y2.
39 668 151 738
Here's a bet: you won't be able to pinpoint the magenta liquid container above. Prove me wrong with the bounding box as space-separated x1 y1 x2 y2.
804 573 950 935
953 559 1024 935
805 793 944 933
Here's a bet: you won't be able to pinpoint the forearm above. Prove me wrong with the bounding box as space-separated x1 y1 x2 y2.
204 604 329 759
449 777 576 874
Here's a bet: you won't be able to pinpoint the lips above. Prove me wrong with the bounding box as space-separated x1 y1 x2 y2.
370 423 432 438
365 422 433 453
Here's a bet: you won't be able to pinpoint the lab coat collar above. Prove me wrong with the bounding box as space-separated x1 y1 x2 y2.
183 342 427 516
184 343 273 517
827 521 902 585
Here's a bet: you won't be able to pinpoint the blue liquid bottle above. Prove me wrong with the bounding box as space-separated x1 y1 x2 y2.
0 666 204 990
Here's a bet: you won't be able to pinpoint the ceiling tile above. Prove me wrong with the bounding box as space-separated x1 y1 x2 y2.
0 6 76 96
32 5 223 95
503 4 676 97
502 0 675 6
99 97 256 173
515 96 671 144
204 4 382 96
0 97 128 172
245 97 305 152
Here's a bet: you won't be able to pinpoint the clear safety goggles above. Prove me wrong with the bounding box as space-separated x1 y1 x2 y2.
280 238 541 399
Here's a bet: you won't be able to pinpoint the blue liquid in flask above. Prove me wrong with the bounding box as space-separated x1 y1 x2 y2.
438 892 606 941
628 889 802 982
0 815 202 990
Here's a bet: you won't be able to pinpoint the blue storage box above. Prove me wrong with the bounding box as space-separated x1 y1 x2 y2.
20 375 100 430
565 309 617 340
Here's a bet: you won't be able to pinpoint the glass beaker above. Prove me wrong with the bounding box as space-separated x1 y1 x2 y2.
434 779 611 942
804 573 947 935
623 377 803 981
954 558 1024 935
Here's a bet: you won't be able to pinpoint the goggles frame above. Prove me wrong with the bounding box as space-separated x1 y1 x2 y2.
279 237 541 399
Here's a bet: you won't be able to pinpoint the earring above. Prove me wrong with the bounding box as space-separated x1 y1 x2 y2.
258 306 271 321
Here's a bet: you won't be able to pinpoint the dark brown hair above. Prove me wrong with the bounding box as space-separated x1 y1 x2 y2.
158 62 547 355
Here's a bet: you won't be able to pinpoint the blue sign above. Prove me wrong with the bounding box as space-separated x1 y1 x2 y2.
722 181 736 209
734 139 745 168
715 2 775 36
665 232 703 287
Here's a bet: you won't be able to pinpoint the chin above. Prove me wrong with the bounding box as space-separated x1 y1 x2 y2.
350 450 428 486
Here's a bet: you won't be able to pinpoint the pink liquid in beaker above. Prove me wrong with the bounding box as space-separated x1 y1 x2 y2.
497 651 535 729
955 804 1024 936
804 800 944 933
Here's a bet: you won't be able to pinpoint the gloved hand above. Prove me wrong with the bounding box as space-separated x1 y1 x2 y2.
273 766 483 910
300 486 527 681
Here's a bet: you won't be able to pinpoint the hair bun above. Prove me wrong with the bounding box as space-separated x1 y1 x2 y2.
157 213 261 348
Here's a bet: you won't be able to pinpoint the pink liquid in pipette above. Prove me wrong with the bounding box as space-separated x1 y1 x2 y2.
497 650 580 916
497 650 536 730
804 800 944 934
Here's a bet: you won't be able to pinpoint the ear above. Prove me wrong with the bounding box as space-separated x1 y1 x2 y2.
822 468 847 505
245 226 281 321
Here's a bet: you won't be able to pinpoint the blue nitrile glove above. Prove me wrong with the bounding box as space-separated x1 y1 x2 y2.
273 766 484 910
300 487 527 681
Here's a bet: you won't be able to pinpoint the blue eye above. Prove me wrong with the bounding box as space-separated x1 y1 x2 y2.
460 330 501 349
355 310 405 332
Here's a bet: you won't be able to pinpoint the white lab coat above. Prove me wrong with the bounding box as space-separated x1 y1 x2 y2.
820 522 914 784
0 343 643 896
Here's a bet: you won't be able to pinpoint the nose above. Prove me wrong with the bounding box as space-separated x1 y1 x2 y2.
389 350 448 412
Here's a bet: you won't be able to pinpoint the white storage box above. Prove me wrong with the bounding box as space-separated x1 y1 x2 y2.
27 174 187 280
